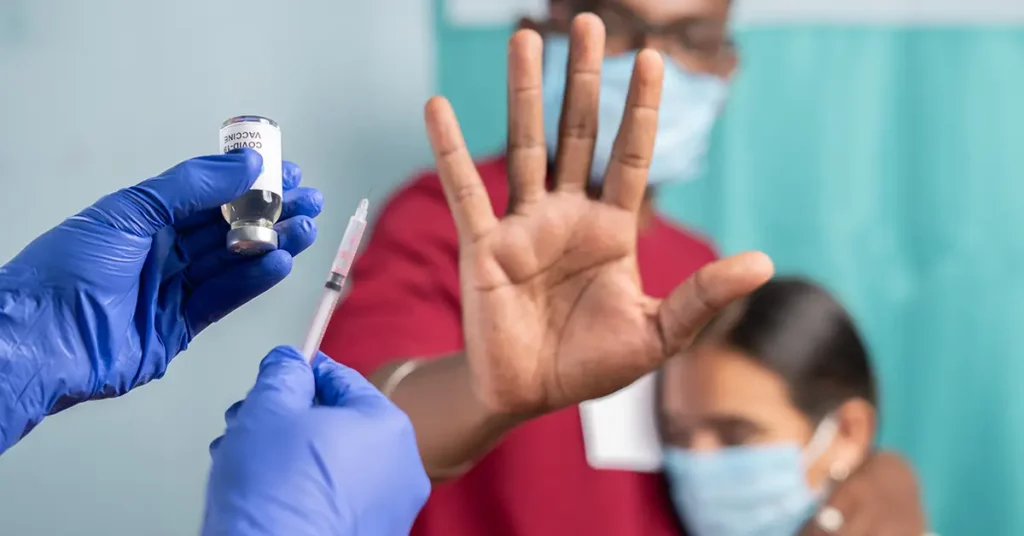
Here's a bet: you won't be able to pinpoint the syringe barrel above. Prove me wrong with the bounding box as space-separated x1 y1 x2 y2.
330 215 367 277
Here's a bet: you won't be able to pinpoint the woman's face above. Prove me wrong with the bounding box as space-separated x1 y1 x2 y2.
658 342 870 488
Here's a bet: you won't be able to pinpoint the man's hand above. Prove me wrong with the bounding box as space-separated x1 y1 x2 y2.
803 452 928 536
422 14 773 419
0 149 322 452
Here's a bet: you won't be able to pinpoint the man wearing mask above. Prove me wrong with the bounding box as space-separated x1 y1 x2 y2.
321 1 926 535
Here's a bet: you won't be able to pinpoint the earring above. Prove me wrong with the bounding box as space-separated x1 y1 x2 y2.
829 463 850 483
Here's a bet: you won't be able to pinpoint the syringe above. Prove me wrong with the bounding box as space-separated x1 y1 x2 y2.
301 198 370 361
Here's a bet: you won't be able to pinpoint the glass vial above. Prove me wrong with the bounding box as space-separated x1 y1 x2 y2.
219 115 283 255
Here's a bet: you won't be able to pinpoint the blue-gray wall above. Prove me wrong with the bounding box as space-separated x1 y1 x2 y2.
0 2 434 534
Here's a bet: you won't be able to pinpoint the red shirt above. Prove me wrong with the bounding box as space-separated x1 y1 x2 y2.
321 155 717 536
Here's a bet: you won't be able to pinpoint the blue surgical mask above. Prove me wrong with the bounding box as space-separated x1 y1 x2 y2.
542 35 728 185
662 417 839 536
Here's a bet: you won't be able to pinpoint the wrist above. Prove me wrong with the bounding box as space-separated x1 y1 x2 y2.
380 353 526 432
380 352 526 480
436 353 526 480
455 352 529 435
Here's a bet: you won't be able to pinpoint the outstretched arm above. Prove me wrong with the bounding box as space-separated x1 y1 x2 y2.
324 14 771 480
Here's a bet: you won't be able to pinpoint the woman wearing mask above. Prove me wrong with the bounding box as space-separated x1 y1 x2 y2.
659 278 883 535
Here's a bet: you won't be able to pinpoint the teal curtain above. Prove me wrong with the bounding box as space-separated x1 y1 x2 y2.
437 14 1024 535
433 8 511 156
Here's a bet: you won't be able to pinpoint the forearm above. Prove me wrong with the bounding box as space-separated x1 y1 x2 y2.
0 351 43 455
0 283 87 454
0 348 64 455
0 290 52 454
371 353 523 481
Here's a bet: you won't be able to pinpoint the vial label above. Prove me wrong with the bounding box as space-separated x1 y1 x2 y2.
220 120 283 196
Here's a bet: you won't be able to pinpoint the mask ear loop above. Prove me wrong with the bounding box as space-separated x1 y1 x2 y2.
805 415 851 534
802 414 851 491
803 414 839 466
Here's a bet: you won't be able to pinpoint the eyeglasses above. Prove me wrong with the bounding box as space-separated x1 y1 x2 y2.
546 0 736 70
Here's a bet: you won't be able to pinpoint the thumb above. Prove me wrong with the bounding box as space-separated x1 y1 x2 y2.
239 345 315 417
311 352 391 410
82 148 261 237
656 251 774 356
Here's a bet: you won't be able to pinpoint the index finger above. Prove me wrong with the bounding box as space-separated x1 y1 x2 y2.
239 345 315 417
312 353 392 411
424 97 498 243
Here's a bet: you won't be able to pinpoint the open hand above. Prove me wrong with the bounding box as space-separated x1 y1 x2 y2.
422 14 773 417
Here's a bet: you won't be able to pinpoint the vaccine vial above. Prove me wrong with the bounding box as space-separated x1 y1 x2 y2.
219 115 283 255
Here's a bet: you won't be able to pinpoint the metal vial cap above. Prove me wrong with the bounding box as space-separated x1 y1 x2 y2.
226 225 279 255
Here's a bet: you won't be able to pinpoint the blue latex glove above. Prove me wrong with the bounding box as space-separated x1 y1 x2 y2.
0 148 323 453
202 346 430 536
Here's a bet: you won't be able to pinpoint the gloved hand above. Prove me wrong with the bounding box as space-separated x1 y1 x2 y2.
0 149 322 453
202 346 430 536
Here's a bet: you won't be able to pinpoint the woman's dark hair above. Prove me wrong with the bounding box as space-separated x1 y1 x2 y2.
695 277 877 421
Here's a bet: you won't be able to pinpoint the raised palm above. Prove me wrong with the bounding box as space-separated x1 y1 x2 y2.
423 14 773 417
